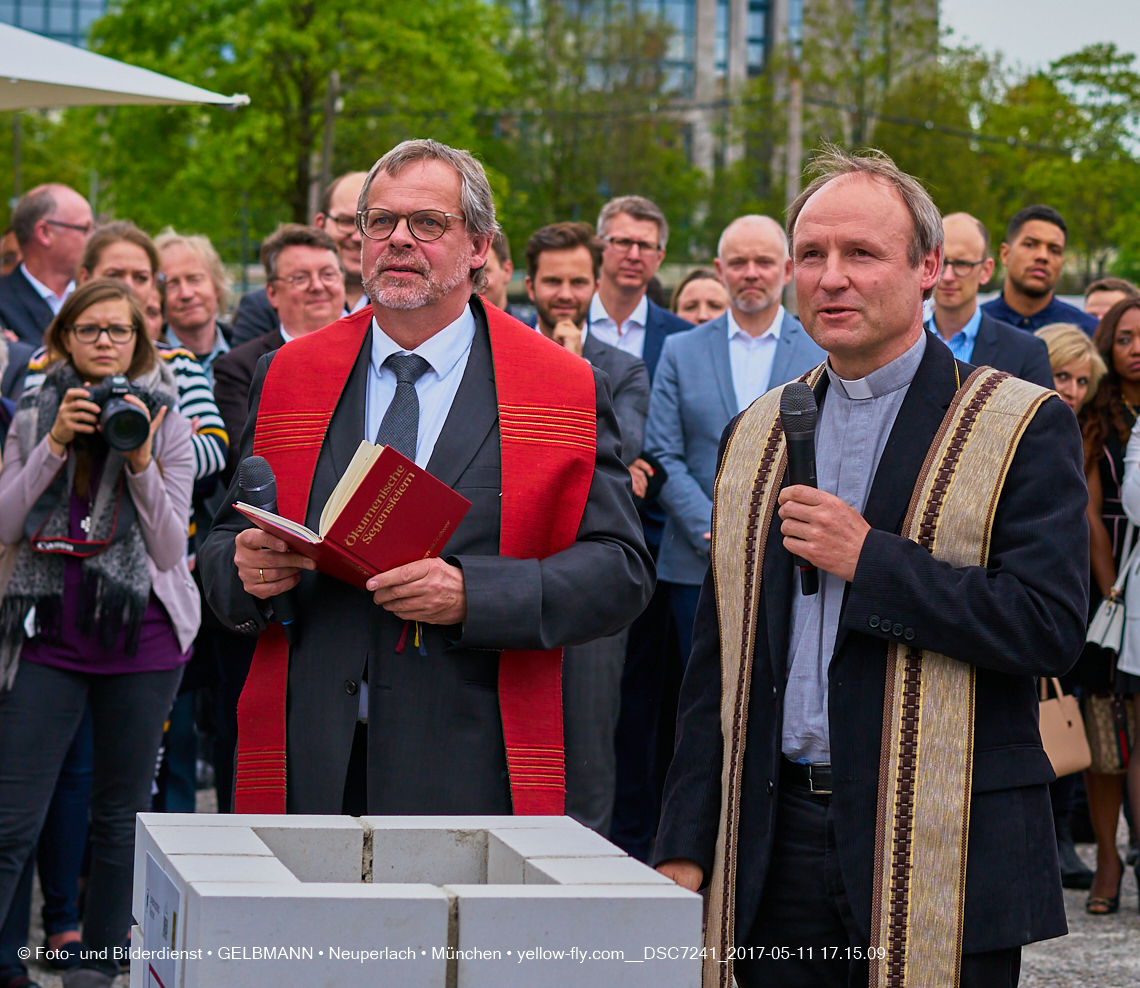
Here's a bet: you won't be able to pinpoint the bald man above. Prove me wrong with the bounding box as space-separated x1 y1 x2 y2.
930 213 1053 388
615 217 824 861
0 184 93 345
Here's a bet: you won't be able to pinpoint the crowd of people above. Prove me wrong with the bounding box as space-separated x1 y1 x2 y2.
0 141 1133 988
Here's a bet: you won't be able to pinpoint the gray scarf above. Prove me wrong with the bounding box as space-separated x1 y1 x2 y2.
0 359 178 688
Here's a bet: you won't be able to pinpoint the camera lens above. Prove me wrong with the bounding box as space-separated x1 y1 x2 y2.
100 398 151 451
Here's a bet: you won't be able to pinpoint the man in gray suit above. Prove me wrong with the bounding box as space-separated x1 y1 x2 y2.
525 221 650 834
647 215 826 666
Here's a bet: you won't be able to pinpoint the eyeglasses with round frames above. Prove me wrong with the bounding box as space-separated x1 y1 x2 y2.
69 324 136 344
357 209 465 243
271 269 344 290
603 235 663 254
941 258 985 278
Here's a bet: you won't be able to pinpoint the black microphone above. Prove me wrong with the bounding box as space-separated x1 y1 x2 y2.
238 456 297 640
780 382 819 596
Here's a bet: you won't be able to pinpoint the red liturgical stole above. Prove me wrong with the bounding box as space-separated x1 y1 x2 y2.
234 299 596 815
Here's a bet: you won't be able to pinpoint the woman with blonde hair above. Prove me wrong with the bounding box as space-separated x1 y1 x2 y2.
1035 323 1107 412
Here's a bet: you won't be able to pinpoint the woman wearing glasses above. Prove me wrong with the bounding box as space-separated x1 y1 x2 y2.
0 279 197 988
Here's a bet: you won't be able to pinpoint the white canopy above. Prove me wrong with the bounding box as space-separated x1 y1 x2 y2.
0 23 249 110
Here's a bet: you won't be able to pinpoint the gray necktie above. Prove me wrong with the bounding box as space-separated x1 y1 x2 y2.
375 353 432 461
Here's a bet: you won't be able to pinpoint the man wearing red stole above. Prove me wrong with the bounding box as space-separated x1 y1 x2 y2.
199 139 653 817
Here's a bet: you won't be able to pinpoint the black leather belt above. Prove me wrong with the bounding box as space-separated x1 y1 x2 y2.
780 757 832 795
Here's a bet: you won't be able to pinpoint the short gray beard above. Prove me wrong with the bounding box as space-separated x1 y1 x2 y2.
731 285 781 314
363 244 473 311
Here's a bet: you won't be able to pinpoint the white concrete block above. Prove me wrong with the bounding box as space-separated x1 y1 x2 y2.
487 827 625 885
360 814 582 830
443 884 702 988
147 825 276 857
369 826 487 885
524 856 675 886
181 881 448 988
252 824 364 883
166 854 301 886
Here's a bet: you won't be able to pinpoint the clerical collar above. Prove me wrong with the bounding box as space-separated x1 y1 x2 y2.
826 332 926 401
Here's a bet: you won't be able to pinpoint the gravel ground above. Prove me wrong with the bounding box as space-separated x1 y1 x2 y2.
19 792 1138 987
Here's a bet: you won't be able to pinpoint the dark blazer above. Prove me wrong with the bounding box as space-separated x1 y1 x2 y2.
655 338 1088 954
199 297 654 815
582 333 649 465
0 267 55 346
1 338 34 401
642 297 691 382
230 288 279 346
212 329 285 472
929 312 1055 388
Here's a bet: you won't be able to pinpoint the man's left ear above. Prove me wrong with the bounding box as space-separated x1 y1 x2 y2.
471 234 493 271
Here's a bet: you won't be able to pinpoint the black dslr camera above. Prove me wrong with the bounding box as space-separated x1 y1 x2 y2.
86 375 152 451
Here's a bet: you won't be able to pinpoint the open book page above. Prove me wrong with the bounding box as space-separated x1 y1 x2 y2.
319 440 385 537
236 503 320 543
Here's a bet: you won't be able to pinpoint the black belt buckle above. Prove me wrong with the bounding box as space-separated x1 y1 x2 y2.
807 763 832 795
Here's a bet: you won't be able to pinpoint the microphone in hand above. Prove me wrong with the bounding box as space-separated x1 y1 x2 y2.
238 455 298 639
780 382 820 596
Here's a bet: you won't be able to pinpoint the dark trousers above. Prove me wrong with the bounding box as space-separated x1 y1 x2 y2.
0 661 181 973
205 628 255 813
0 702 93 978
736 783 1021 988
154 690 199 813
562 628 629 835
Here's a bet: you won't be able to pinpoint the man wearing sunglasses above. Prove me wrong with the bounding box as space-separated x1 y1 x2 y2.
232 171 370 345
200 139 652 819
928 212 1053 388
0 184 93 345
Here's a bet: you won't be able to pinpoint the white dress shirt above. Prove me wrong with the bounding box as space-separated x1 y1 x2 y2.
21 263 74 315
365 304 476 469
727 306 783 412
588 292 648 359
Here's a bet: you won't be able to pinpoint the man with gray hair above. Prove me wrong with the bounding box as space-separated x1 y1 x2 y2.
0 183 93 345
655 147 1086 987
200 139 652 819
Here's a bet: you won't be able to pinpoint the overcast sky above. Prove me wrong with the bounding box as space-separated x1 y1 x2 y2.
940 0 1140 69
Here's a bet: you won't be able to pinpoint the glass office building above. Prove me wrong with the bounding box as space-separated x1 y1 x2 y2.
0 0 107 47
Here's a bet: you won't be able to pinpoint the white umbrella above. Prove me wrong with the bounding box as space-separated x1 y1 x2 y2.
0 22 249 110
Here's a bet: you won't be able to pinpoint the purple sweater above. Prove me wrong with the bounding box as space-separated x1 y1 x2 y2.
20 463 190 675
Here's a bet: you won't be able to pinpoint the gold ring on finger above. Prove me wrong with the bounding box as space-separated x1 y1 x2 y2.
259 568 265 583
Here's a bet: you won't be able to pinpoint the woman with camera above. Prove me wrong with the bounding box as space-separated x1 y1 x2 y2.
0 279 198 988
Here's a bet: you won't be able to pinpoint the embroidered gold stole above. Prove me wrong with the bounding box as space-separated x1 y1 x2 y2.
705 365 1051 988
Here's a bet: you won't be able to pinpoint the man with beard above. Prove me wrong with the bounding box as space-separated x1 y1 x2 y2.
981 204 1098 335
524 221 650 834
199 139 652 817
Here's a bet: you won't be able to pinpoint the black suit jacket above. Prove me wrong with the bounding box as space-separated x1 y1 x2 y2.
0 267 55 346
582 333 649 465
1 338 34 400
212 329 285 475
230 288 280 346
199 297 654 814
655 338 1088 953
929 312 1054 388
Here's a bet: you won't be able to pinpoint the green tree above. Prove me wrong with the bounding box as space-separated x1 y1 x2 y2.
45 0 511 256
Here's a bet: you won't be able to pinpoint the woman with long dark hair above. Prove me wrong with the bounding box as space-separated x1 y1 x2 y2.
0 279 197 988
1078 295 1140 914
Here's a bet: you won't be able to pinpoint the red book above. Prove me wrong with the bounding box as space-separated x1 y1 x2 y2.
235 442 471 589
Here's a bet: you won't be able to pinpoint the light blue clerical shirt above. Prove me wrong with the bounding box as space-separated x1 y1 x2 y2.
928 306 982 364
365 305 476 468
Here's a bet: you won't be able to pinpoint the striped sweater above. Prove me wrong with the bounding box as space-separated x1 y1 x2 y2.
22 344 228 480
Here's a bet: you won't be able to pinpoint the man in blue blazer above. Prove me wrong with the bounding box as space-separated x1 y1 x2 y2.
0 184 92 345
930 212 1054 388
612 216 823 862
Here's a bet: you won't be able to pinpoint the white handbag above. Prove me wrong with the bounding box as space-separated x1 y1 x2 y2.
1088 522 1138 653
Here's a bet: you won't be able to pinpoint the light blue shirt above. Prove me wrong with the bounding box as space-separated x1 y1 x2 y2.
782 332 927 764
163 324 230 386
929 306 982 364
365 305 476 469
727 306 783 412
588 292 648 359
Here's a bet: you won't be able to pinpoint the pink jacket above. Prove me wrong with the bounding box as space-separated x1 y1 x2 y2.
0 411 201 654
